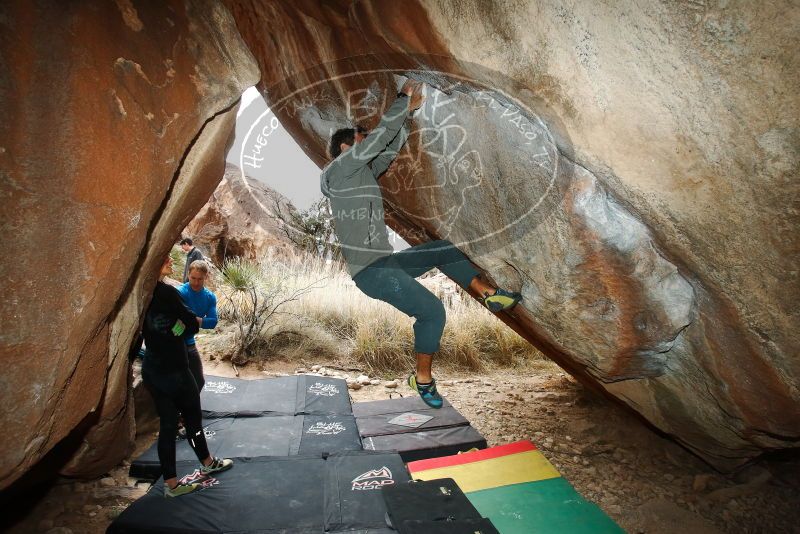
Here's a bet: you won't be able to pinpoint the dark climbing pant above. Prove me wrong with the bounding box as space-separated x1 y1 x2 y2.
352 239 480 354
186 345 205 391
142 366 210 480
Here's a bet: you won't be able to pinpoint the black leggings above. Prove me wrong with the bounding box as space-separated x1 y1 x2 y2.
143 367 210 480
187 345 205 391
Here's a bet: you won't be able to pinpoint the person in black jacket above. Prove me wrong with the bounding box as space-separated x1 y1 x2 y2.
179 237 204 283
137 254 233 497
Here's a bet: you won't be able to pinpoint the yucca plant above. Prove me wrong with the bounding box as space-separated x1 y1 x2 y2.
221 256 259 290
217 255 323 363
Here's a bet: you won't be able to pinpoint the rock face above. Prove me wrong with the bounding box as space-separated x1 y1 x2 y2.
184 163 299 265
224 0 799 468
0 0 796 490
0 1 259 489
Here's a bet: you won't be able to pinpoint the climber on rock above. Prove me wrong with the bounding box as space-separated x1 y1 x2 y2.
320 78 522 409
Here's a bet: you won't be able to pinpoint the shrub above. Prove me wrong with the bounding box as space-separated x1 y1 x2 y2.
287 254 545 372
216 256 321 363
169 245 186 283
210 249 545 372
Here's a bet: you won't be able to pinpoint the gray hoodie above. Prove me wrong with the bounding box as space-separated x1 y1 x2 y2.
320 94 410 278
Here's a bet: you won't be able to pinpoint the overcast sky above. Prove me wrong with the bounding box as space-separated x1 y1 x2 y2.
226 87 408 250
226 87 323 212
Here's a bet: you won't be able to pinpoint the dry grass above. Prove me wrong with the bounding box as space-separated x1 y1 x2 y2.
216 250 545 373
168 245 186 283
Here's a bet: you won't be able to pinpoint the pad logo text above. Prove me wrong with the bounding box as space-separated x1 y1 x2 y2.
308 382 339 396
351 466 394 491
179 469 220 489
307 422 346 435
205 381 236 395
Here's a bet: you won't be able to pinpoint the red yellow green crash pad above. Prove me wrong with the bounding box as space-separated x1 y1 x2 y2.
408 441 559 492
467 477 623 534
408 441 623 534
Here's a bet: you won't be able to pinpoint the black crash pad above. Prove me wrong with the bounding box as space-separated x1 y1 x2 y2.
128 418 234 480
362 425 487 463
200 374 352 417
111 452 409 533
382 478 483 525
110 456 326 533
130 415 361 479
216 414 299 459
300 375 353 416
299 414 362 455
220 414 362 458
324 450 411 532
352 395 452 417
353 398 468 438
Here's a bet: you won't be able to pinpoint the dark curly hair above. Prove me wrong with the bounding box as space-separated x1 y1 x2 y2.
329 125 368 159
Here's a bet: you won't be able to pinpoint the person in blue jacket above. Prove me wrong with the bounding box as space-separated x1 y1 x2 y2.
177 259 217 392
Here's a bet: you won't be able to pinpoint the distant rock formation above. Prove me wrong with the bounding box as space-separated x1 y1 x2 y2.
184 164 300 265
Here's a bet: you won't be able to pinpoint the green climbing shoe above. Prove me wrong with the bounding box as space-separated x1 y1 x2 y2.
482 288 522 313
164 482 201 498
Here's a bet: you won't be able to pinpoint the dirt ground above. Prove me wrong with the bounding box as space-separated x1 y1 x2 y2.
7 350 800 534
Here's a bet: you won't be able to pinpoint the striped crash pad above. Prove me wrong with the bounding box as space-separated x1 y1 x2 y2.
407 441 624 534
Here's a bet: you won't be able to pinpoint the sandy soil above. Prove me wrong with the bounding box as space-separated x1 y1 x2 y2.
7 348 799 534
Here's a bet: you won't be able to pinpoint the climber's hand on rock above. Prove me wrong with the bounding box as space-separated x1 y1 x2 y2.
400 78 420 96
409 82 425 111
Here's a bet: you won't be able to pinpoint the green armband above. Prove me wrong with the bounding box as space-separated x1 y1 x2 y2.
171 319 186 336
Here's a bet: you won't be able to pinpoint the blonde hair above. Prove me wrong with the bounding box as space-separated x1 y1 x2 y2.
188 260 209 275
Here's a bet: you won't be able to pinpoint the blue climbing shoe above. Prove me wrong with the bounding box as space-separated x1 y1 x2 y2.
482 288 522 313
408 374 443 409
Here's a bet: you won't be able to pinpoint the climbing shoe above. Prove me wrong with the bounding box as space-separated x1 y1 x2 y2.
482 288 522 313
165 482 201 498
200 457 233 476
408 374 443 409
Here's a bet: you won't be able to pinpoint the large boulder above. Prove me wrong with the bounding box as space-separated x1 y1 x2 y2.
184 163 300 265
0 0 259 489
225 0 799 469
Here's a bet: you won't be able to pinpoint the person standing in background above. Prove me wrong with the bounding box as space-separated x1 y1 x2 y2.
179 237 204 283
177 260 217 391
